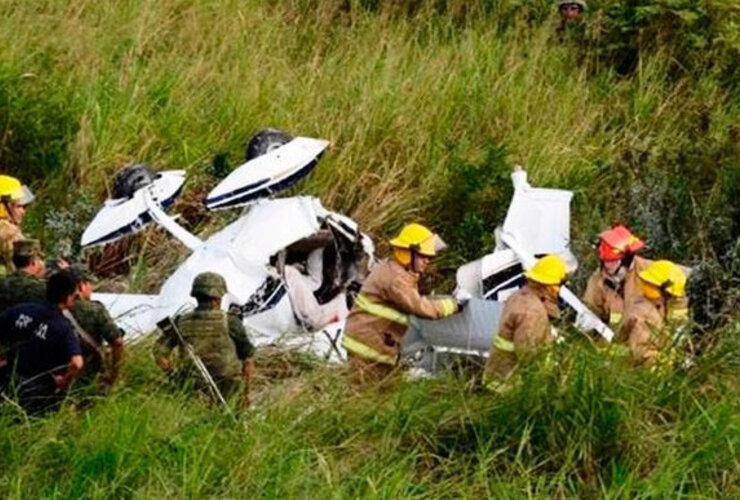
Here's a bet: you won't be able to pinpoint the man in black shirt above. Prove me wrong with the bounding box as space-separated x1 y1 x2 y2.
0 271 83 416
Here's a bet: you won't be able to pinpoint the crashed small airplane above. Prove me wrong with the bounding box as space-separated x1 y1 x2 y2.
403 168 613 370
82 130 375 358
82 130 613 368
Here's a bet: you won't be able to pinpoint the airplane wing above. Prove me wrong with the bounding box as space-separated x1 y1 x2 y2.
205 137 330 210
82 171 186 247
92 292 162 342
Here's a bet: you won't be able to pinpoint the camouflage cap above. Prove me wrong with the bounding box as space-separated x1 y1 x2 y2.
69 263 99 284
558 0 586 9
13 239 42 258
191 272 227 299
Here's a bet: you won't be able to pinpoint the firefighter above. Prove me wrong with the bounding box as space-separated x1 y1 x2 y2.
484 254 568 386
342 223 459 385
583 225 650 330
621 260 687 366
0 175 35 277
583 224 689 334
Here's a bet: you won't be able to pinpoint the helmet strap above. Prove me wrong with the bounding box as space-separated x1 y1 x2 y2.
621 253 635 270
1 195 16 225
659 279 673 297
408 244 420 273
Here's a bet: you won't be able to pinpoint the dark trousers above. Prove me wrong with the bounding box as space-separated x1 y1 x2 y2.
17 375 64 416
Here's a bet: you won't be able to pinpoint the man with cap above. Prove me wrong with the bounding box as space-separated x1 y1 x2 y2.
0 271 83 416
0 175 35 277
620 260 688 367
68 264 124 387
556 0 587 40
0 239 46 314
558 0 586 20
342 223 459 385
484 254 569 387
153 272 256 407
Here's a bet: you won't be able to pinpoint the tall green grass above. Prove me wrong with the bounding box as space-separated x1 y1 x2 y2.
3 327 740 497
0 0 736 259
1 1 740 495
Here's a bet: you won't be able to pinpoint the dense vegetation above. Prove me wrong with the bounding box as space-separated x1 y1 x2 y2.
1 0 739 496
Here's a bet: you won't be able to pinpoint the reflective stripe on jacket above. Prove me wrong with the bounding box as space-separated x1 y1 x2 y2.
583 256 652 329
620 295 667 364
484 285 554 381
343 259 458 365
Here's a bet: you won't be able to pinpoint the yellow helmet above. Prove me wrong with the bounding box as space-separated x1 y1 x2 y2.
0 175 34 219
524 254 568 285
389 223 441 257
638 260 686 298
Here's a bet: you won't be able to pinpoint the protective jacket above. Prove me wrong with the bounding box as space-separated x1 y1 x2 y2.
583 256 651 329
0 219 24 277
620 295 670 364
342 259 457 365
585 256 691 332
484 285 555 381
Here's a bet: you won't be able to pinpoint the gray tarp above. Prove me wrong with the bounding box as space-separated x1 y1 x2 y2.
401 298 502 356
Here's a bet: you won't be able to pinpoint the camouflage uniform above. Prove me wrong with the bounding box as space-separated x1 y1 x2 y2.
0 270 45 314
70 298 123 381
154 306 254 396
0 219 24 277
0 239 45 313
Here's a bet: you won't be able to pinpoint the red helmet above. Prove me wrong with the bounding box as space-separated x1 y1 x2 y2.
597 225 645 262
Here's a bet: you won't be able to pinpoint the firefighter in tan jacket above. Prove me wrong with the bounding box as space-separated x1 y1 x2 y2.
620 260 687 366
0 175 35 277
583 224 689 333
583 225 650 330
342 223 459 383
484 255 568 386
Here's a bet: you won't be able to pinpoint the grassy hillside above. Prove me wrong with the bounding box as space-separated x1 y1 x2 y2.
1 0 740 496
1 1 738 261
4 330 740 497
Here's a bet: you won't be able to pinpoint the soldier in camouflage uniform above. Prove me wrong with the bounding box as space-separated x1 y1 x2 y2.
555 0 587 42
0 175 35 277
0 239 46 314
68 264 125 386
153 272 256 407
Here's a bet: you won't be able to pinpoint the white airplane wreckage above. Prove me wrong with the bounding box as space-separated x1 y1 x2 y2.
82 130 614 372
